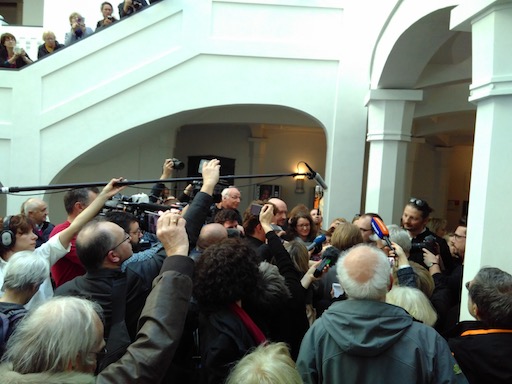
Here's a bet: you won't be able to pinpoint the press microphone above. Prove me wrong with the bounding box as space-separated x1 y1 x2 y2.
304 162 328 190
307 234 326 252
371 217 394 249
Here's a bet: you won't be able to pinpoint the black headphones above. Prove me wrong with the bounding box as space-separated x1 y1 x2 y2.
1 216 15 248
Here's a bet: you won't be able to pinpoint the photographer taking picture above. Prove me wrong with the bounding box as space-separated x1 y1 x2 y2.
149 158 194 205
119 0 148 18
401 198 454 274
96 2 118 31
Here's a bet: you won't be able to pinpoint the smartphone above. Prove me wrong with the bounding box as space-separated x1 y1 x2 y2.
145 211 160 234
332 283 344 298
270 224 283 232
314 256 332 277
250 203 263 216
198 159 209 174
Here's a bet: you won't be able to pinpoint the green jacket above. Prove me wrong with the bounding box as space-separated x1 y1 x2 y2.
296 299 468 384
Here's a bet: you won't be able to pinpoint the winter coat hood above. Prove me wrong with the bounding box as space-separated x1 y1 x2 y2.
321 299 413 357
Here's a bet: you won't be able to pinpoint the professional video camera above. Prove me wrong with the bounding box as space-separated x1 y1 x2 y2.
102 193 186 234
410 234 439 255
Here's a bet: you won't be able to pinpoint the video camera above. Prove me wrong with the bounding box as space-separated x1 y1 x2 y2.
410 234 439 255
102 193 186 234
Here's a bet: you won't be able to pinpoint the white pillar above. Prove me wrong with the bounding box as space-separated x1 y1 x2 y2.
364 89 423 224
451 1 512 320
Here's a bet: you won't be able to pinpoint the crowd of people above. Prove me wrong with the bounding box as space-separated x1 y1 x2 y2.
0 1 160 69
0 157 510 384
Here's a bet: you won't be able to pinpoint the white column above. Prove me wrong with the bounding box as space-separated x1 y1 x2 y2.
364 89 423 224
451 1 512 320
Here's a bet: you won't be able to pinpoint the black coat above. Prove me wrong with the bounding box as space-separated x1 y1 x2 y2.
448 321 512 384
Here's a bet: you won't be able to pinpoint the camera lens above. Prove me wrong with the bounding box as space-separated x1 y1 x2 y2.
171 158 185 170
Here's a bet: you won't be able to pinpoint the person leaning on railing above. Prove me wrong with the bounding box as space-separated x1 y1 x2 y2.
0 33 33 69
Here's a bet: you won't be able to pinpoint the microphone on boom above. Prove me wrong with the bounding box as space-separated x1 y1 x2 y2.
304 162 328 190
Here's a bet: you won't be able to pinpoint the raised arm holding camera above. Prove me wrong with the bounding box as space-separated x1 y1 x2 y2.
119 0 148 18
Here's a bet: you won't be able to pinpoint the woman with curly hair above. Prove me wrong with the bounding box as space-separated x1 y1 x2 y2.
285 211 317 245
194 239 266 384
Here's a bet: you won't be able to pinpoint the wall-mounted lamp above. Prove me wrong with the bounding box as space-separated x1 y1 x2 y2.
295 161 306 194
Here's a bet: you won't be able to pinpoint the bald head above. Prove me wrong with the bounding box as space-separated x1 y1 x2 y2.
76 221 130 271
197 223 228 251
337 244 391 301
268 198 288 227
23 198 48 225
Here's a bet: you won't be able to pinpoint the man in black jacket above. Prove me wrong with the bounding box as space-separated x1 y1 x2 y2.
448 267 512 384
55 159 220 368
401 197 454 273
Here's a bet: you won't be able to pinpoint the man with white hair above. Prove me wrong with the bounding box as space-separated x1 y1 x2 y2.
0 210 194 382
0 251 49 358
22 197 54 248
210 186 243 224
296 244 468 384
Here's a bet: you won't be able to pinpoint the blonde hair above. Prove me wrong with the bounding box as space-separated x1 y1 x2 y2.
226 342 302 384
42 31 56 40
331 222 363 251
69 12 82 22
386 286 438 326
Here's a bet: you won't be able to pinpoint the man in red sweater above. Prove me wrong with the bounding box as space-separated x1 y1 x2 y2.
50 187 99 287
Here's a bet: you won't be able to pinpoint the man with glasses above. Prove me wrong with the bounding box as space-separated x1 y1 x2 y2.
55 220 145 356
424 222 466 332
402 198 454 273
55 159 221 370
1 211 196 382
352 213 381 243
210 186 243 225
104 210 163 271
448 267 512 383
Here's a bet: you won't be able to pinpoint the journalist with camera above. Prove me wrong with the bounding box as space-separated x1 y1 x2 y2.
119 0 148 18
401 198 454 273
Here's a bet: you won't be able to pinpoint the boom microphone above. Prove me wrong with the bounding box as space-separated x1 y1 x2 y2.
307 234 326 252
304 162 328 190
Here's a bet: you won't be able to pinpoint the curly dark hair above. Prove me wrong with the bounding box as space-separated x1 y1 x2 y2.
286 212 316 242
193 239 260 312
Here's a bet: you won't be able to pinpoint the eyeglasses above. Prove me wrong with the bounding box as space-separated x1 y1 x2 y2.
409 198 426 207
453 233 466 240
110 233 130 252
